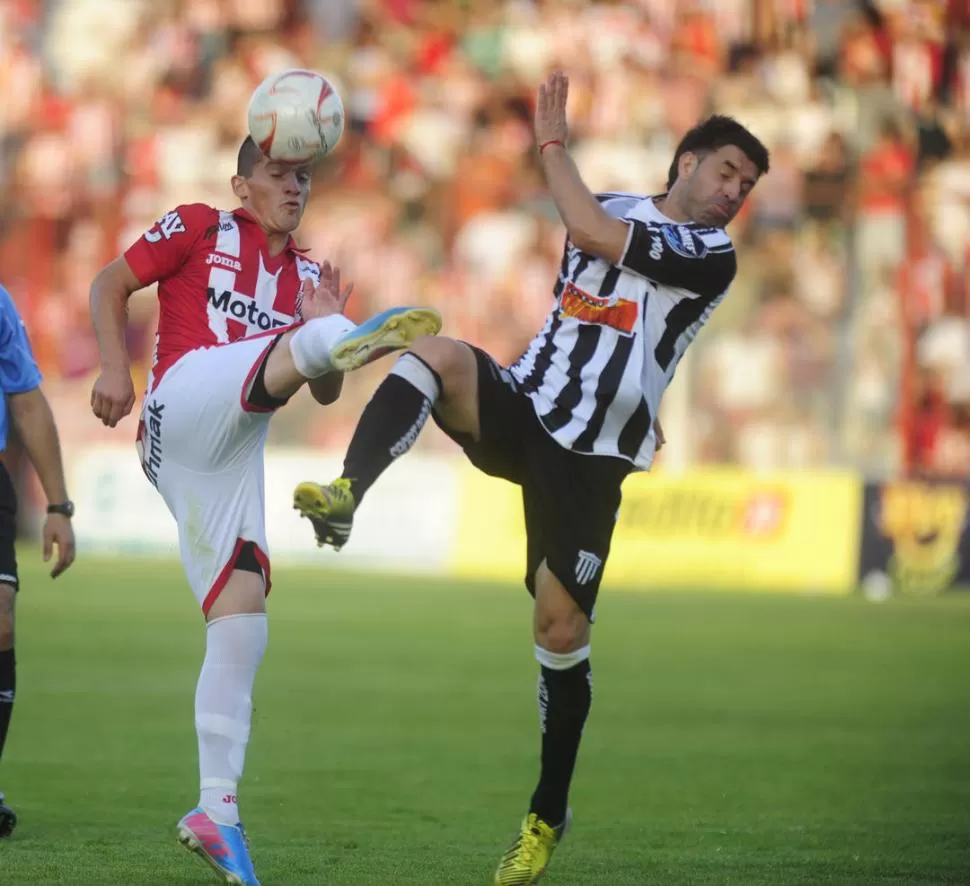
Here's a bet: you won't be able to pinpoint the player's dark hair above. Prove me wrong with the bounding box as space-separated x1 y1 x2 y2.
666 115 770 190
236 136 263 178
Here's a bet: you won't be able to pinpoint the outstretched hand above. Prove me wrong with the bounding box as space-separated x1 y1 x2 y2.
535 70 569 147
299 261 354 321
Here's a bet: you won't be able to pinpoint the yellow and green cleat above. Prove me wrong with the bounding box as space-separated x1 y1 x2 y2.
293 478 356 550
494 809 572 886
328 306 442 373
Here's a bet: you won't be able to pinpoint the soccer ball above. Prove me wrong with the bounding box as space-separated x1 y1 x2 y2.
247 68 345 164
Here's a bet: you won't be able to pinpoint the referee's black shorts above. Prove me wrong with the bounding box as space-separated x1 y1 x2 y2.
434 345 630 622
0 461 18 592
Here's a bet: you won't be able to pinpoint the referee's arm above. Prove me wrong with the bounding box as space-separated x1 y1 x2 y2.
7 388 70 513
8 387 76 577
0 293 75 576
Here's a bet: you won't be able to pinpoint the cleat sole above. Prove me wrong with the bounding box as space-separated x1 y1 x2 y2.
330 308 442 372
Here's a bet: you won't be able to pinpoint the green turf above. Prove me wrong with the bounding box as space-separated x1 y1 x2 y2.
0 554 968 885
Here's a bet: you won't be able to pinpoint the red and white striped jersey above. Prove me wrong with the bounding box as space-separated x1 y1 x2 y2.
124 203 321 389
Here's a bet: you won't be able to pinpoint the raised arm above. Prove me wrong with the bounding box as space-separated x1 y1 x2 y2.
533 71 631 265
535 73 736 298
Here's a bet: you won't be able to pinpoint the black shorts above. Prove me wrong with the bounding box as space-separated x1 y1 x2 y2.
0 463 18 592
434 346 630 621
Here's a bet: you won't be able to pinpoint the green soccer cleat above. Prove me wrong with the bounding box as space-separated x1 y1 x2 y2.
494 809 572 886
329 306 442 373
293 478 356 550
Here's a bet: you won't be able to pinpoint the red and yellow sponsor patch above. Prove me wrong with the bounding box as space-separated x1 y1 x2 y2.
560 282 637 334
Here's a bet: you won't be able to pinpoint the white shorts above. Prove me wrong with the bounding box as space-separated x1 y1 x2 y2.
136 335 281 613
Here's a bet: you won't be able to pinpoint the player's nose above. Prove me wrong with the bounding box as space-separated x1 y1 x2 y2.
721 178 741 201
281 171 302 193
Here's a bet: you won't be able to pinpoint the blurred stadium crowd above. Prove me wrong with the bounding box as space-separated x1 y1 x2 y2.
1 0 969 478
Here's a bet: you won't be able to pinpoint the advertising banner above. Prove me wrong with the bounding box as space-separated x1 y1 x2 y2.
858 480 970 597
452 466 861 595
69 446 459 575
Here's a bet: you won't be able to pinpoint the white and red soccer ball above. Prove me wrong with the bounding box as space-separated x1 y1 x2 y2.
247 68 345 165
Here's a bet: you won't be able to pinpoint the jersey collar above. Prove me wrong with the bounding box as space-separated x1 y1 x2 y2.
649 194 680 225
232 207 311 255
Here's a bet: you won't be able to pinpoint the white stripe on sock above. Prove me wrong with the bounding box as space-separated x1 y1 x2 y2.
534 644 591 670
390 353 440 402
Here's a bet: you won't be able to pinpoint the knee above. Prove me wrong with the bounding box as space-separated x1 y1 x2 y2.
533 562 590 654
534 608 589 655
407 337 469 390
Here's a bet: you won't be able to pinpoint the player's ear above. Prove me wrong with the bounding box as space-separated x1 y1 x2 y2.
678 151 698 181
231 175 248 201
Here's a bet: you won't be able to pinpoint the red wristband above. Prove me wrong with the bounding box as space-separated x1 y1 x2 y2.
539 139 565 155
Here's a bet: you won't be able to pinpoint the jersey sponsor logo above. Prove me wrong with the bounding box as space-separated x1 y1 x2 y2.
206 253 243 272
574 550 603 586
203 219 236 239
649 235 663 260
137 399 165 488
144 210 187 243
560 282 637 334
207 288 291 332
660 224 708 259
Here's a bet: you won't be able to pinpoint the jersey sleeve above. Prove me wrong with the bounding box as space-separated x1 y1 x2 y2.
618 220 737 298
0 287 42 394
124 203 212 286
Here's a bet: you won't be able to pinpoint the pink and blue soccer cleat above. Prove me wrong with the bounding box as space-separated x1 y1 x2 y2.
176 807 260 886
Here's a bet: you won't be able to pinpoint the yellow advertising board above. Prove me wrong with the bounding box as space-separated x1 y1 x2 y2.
451 465 861 595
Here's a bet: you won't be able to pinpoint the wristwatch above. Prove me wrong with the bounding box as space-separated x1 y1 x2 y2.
47 501 75 518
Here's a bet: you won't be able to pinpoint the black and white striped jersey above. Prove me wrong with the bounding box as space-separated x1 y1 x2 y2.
510 193 736 471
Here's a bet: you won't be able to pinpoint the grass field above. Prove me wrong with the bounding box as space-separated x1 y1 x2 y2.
0 554 967 885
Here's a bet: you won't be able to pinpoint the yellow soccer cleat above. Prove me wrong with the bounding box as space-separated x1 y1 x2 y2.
494 810 572 886
293 478 356 550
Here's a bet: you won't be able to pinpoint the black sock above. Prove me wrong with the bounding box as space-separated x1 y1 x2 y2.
529 659 592 826
342 355 440 502
0 649 14 763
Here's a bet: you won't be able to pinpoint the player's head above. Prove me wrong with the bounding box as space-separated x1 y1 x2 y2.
665 116 769 227
231 136 311 235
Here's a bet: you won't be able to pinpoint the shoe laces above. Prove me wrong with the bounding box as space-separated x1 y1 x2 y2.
331 478 354 504
515 821 545 868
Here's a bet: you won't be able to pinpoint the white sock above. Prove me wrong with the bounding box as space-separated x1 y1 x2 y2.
195 613 268 825
289 314 356 379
